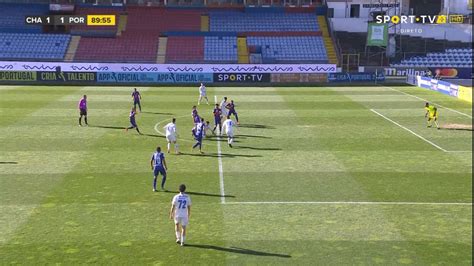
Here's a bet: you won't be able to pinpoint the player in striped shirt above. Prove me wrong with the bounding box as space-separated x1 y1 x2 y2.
131 88 142 112
169 184 191 246
191 117 205 153
125 107 142 134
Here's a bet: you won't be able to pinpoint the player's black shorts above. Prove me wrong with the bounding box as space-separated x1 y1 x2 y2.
80 109 87 116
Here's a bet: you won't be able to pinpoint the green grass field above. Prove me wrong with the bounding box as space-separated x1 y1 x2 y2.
0 85 472 265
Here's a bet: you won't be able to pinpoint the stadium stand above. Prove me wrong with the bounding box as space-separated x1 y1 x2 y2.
204 36 238 63
166 36 205 63
392 48 473 68
247 36 327 63
209 11 319 32
0 3 330 64
0 33 70 60
0 3 48 33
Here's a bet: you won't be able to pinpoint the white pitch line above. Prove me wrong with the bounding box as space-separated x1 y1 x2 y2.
382 85 472 118
225 201 472 206
217 136 226 204
370 109 448 152
216 94 226 204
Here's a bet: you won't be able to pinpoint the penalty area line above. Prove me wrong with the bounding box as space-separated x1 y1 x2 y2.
370 109 448 152
382 85 472 119
225 201 472 206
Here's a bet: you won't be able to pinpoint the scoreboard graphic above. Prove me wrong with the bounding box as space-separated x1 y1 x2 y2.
25 15 116 26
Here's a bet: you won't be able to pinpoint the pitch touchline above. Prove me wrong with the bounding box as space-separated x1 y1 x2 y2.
382 85 472 119
225 201 472 206
370 109 448 152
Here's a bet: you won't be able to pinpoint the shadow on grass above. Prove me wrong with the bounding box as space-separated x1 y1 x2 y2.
162 190 235 198
236 134 272 139
141 111 174 115
179 152 262 158
142 133 164 138
185 244 291 258
238 123 275 129
439 127 473 132
89 125 124 130
0 162 18 164
234 146 281 151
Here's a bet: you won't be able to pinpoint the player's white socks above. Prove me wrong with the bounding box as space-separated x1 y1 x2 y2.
228 137 233 144
175 230 180 240
174 144 179 153
181 234 185 244
167 143 171 153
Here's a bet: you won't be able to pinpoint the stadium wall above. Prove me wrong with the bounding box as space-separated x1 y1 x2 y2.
416 76 473 103
0 61 409 86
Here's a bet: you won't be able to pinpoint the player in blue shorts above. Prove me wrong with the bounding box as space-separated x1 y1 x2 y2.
226 100 239 124
192 117 205 153
150 146 168 192
131 88 142 112
125 107 142 134
212 103 222 135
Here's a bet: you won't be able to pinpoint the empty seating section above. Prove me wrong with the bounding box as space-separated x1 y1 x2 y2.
210 12 319 32
392 48 473 67
0 4 48 33
74 36 158 62
204 36 238 62
247 36 327 62
166 37 204 63
0 3 329 63
74 9 202 62
0 33 70 60
126 8 202 33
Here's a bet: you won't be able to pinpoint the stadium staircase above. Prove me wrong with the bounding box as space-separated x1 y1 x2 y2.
318 16 337 65
156 36 167 63
201 14 209 32
237 37 249 63
116 14 128 36
64 36 81 62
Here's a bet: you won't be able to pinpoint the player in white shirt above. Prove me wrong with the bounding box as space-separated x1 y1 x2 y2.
163 118 179 154
220 96 229 117
221 115 236 148
197 83 209 105
169 184 192 246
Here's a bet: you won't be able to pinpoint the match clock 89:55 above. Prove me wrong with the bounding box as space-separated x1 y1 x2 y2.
86 15 116 26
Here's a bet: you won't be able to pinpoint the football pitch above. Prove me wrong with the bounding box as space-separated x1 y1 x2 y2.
0 85 472 265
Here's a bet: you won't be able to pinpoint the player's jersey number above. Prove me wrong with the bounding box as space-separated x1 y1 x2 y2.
178 200 187 209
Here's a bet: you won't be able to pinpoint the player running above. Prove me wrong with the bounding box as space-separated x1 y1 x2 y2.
169 184 191 246
191 106 200 126
222 115 236 148
192 118 205 153
78 95 88 126
125 107 142 134
150 146 168 192
131 88 142 112
212 104 223 135
220 97 229 118
197 83 209 105
424 102 440 129
163 118 179 154
226 100 239 124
